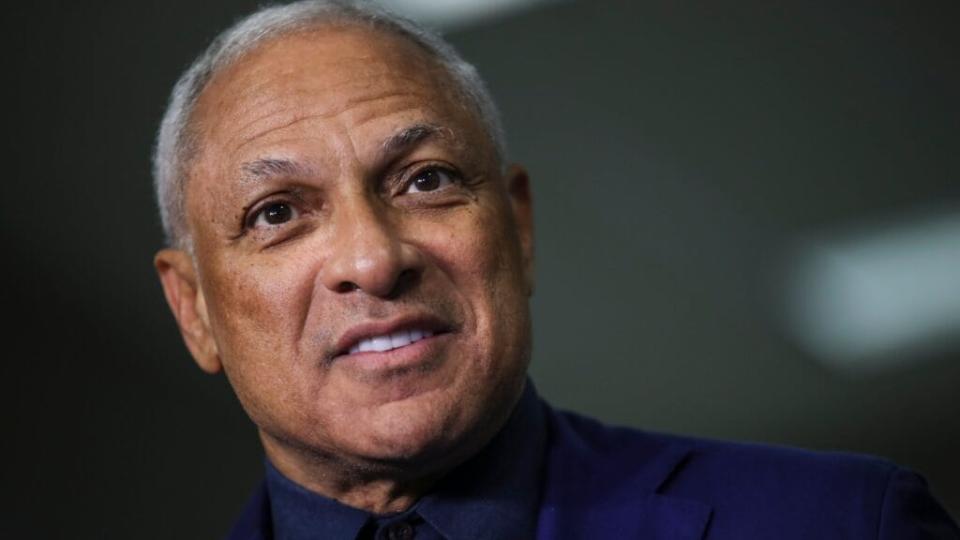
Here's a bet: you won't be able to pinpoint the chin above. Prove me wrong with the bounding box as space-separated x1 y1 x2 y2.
355 390 474 463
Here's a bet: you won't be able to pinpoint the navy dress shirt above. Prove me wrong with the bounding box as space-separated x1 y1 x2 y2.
265 382 547 540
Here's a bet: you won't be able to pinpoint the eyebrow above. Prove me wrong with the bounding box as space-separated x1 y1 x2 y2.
378 123 449 164
239 157 317 184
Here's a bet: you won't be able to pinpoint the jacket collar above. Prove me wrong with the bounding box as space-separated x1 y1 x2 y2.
536 406 712 540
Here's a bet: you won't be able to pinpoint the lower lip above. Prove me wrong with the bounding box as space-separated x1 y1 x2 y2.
336 333 449 373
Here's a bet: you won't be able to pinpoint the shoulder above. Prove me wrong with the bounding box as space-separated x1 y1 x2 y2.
541 404 959 539
547 403 898 490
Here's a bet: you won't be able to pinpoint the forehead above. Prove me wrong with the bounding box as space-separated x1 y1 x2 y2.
189 25 476 167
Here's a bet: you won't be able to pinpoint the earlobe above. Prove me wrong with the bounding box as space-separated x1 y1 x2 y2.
154 249 222 374
505 165 535 296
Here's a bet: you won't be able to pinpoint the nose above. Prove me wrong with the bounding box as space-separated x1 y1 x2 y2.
319 196 424 298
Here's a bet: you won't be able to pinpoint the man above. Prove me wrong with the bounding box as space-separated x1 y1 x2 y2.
152 1 959 538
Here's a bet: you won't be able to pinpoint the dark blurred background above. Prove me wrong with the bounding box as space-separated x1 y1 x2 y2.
4 1 958 537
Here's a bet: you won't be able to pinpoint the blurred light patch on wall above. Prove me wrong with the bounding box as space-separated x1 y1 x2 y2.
781 209 960 374
374 0 563 29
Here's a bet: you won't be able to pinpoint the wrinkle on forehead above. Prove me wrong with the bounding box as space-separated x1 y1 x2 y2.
228 89 429 157
225 60 436 144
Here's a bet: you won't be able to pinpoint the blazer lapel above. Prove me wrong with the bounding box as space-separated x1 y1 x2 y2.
537 493 711 540
536 406 712 539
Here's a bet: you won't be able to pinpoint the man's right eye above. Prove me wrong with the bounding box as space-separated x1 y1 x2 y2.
251 202 299 228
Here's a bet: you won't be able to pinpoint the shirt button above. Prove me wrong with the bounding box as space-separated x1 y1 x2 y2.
385 521 415 540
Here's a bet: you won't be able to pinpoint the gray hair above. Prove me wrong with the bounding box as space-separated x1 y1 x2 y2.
153 0 506 249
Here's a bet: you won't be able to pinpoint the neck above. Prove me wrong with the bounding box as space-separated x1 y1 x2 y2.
258 382 532 515
259 432 473 515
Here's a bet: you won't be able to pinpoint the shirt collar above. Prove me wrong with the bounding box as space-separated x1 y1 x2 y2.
416 380 546 539
264 458 370 540
264 380 547 540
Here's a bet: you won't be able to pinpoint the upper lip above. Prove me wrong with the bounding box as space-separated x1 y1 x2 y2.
332 313 451 359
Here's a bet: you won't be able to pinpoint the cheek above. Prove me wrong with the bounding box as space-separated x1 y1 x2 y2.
203 251 317 368
199 252 324 428
425 203 529 343
423 209 501 298
435 199 523 273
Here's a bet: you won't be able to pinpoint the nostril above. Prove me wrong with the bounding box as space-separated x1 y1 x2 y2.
336 281 360 293
332 269 419 297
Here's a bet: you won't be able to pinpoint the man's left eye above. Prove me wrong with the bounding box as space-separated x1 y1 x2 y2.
250 201 299 229
403 168 456 194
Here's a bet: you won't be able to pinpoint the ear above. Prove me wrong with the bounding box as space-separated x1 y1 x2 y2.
154 248 222 374
505 165 535 296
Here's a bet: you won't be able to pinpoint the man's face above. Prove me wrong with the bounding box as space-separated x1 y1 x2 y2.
157 27 534 470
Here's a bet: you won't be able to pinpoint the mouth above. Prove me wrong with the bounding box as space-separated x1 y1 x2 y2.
348 328 435 355
333 315 452 362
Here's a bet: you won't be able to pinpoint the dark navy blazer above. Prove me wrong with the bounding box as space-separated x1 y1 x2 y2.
227 398 959 539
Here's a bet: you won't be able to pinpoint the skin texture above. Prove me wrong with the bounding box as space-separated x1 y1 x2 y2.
154 26 534 513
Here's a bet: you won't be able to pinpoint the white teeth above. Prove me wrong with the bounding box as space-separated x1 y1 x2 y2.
348 328 434 355
390 332 412 349
372 335 392 352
